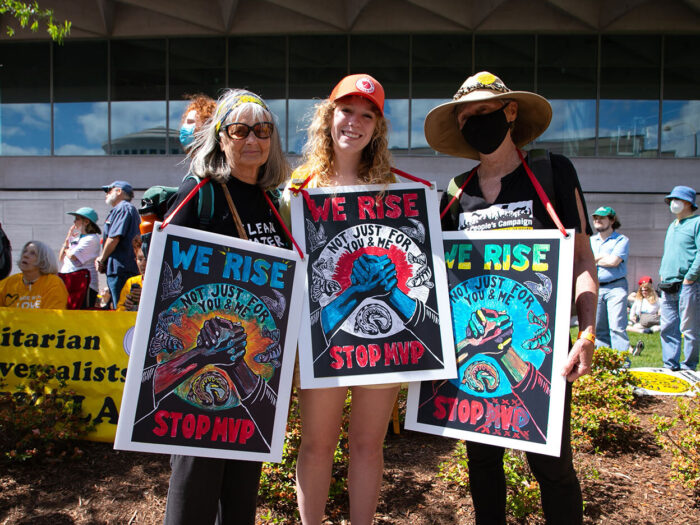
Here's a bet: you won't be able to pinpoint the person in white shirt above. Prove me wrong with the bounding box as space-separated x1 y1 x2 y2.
59 207 102 307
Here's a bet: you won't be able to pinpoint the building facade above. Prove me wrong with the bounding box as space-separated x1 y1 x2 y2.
0 0 698 285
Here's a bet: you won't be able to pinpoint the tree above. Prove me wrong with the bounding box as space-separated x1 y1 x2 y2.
1 1 70 43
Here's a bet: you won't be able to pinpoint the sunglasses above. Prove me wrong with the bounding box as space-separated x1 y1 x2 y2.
221 121 274 140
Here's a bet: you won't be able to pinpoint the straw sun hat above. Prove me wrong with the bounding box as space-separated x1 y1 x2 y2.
424 71 553 160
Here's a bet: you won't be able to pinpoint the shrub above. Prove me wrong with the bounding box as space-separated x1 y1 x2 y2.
653 386 700 492
258 391 351 522
571 346 640 451
0 365 95 462
438 442 542 520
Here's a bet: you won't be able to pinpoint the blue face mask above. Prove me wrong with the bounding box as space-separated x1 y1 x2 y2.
179 123 196 148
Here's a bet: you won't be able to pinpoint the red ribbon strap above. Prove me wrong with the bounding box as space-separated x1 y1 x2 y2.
439 165 479 220
262 191 305 260
160 177 211 230
390 167 433 187
516 149 569 238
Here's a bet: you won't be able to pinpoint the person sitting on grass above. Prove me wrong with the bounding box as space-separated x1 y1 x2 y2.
628 276 661 335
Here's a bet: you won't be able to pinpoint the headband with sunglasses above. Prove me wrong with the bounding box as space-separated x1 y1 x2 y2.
215 93 270 134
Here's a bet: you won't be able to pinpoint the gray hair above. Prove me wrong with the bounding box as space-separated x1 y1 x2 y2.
19 240 58 275
189 89 289 190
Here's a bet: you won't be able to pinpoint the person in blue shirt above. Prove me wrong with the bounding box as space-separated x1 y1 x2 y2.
658 186 700 371
590 206 631 354
95 180 141 308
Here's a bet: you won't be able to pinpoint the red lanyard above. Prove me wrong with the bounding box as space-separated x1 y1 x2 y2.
439 151 569 238
161 177 305 260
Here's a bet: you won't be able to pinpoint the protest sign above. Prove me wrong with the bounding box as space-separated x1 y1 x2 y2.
0 308 134 442
290 182 455 388
115 223 305 462
406 229 574 456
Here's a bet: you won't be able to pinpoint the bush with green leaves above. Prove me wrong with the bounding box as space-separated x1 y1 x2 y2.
0 365 95 461
570 345 641 451
258 391 351 522
438 442 542 520
653 386 700 492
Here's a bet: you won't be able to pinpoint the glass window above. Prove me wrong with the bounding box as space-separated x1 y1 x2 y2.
662 35 700 158
110 39 167 155
536 35 597 157
54 40 108 156
600 35 661 157
411 34 472 153
350 35 409 150
474 35 535 91
0 42 50 155
170 37 226 100
289 36 347 154
229 36 287 150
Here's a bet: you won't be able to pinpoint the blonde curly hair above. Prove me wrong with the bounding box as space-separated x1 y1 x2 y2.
299 96 392 187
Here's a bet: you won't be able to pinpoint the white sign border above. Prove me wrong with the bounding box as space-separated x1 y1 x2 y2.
405 228 574 457
114 222 307 462
290 182 456 389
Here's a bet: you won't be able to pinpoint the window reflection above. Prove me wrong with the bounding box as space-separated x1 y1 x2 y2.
110 101 167 155
600 35 660 157
55 102 108 156
111 40 167 155
0 42 50 156
536 100 597 157
411 99 445 154
662 35 700 158
385 99 409 151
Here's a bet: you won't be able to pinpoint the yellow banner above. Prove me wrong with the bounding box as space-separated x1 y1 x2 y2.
0 308 136 442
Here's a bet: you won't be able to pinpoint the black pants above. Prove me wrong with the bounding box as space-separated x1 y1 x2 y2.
163 455 262 525
466 385 582 525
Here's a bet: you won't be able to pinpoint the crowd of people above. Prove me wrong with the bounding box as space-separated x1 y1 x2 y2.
0 71 698 525
591 187 698 369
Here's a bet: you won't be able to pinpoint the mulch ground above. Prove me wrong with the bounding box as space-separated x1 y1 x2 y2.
1 396 698 524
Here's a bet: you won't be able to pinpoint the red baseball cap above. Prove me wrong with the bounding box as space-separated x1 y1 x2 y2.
638 275 653 285
329 74 385 115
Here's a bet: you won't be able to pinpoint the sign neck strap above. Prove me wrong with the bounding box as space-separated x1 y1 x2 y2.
160 177 211 230
516 149 568 238
261 191 304 260
439 165 479 220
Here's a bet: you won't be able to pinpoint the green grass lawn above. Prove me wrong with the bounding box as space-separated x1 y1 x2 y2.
569 327 663 368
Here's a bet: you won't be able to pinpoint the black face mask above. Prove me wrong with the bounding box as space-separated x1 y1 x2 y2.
460 104 512 155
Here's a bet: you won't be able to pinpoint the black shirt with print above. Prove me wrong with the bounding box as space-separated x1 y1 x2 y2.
440 153 592 235
167 175 289 248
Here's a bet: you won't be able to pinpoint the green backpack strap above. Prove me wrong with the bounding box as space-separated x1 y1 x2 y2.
526 148 556 211
183 173 214 226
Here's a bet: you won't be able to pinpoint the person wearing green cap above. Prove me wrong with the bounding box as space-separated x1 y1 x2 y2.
590 206 631 355
59 207 102 307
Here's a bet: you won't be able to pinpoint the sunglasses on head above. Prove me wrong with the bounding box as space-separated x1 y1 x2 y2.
221 121 274 140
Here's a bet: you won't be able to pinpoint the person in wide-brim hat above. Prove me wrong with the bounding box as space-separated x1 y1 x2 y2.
424 71 552 159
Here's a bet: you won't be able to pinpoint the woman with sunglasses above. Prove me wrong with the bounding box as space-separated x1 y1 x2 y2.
161 89 290 525
282 74 398 525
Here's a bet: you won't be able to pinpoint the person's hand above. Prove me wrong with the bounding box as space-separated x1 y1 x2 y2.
457 308 514 361
683 279 694 285
350 254 397 297
95 256 106 274
197 316 248 366
124 286 141 311
562 338 594 383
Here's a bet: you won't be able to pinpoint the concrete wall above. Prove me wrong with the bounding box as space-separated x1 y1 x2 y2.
1 155 697 291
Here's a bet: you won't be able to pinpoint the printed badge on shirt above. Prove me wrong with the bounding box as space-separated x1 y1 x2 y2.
246 220 285 247
458 200 533 231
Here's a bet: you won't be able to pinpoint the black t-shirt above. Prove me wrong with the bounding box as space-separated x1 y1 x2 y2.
167 175 289 248
440 153 592 235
